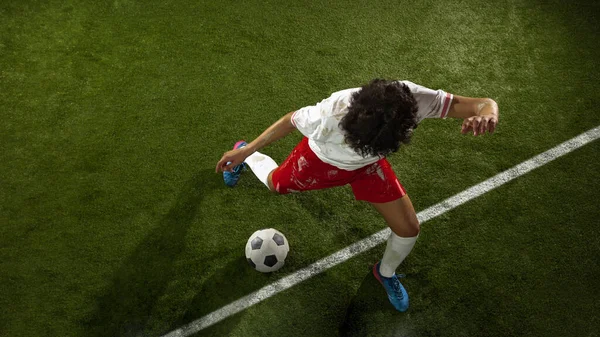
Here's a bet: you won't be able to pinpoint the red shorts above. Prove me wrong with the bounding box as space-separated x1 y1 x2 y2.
271 137 406 203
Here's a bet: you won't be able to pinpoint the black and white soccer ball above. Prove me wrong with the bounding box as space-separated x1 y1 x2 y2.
245 228 290 273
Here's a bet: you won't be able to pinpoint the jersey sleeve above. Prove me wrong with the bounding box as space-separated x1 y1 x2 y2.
401 81 453 120
291 91 349 141
291 102 323 140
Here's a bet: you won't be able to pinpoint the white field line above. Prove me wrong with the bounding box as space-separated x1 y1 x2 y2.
163 126 600 337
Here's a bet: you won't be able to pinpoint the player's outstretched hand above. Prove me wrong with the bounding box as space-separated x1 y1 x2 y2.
216 147 250 173
461 115 498 136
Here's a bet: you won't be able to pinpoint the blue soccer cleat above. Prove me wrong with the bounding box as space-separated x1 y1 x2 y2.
223 140 248 187
373 261 409 312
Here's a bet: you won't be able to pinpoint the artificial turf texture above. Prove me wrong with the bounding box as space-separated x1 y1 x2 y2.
1 0 599 336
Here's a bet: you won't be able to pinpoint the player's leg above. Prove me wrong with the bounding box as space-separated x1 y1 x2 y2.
350 160 417 312
244 150 278 191
223 140 278 190
227 137 349 194
370 196 419 313
223 138 308 194
370 195 420 278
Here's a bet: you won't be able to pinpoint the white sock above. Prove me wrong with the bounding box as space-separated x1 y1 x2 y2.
244 150 278 189
379 232 418 278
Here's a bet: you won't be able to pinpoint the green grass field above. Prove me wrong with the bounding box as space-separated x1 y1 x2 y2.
1 0 599 336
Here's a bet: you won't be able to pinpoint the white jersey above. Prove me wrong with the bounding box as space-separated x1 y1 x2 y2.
291 81 453 171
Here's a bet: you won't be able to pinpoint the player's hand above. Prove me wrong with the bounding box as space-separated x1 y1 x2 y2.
215 147 251 173
461 114 498 136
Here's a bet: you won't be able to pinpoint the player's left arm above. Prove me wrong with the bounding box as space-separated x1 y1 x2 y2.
446 95 499 136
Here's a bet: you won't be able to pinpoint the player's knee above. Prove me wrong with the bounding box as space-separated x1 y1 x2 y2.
407 218 420 237
267 181 278 193
391 217 420 237
267 172 279 194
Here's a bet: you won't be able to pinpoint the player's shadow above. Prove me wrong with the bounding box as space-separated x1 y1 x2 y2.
340 270 404 337
174 256 276 336
83 169 218 337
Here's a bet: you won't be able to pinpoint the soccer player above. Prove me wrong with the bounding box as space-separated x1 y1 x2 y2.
215 79 499 312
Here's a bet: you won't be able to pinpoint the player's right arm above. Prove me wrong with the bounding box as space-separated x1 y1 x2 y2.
215 111 297 173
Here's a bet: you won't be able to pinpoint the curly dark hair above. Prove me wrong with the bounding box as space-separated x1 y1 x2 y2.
339 79 419 158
